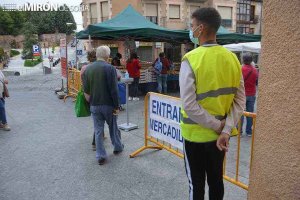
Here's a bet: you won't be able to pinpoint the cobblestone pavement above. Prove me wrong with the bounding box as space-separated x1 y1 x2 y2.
0 67 249 200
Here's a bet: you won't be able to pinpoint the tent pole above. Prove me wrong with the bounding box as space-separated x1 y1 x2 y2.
89 35 92 51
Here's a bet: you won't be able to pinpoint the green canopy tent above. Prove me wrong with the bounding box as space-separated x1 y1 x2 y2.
77 5 261 44
76 5 189 43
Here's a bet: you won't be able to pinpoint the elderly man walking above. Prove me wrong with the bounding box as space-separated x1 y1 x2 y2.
82 46 124 165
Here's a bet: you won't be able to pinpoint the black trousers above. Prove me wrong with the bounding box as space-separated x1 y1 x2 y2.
129 77 139 97
184 139 225 200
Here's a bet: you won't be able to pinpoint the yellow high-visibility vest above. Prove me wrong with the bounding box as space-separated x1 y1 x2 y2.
181 45 241 143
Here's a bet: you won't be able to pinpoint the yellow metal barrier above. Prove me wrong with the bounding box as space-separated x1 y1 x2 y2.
64 68 82 102
130 92 256 191
223 111 256 190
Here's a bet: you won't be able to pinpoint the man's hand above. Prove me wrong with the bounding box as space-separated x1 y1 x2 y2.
216 119 226 134
216 133 230 152
113 108 120 115
84 93 90 103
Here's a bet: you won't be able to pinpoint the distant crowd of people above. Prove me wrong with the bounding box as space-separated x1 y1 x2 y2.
125 51 174 101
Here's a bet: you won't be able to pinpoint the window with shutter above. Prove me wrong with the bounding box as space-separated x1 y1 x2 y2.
90 3 97 24
101 1 109 22
169 5 180 19
218 6 233 28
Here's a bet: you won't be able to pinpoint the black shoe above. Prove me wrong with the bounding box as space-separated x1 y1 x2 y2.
98 158 106 165
113 150 123 155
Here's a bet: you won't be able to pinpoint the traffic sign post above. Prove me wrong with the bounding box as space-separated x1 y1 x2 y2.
32 45 40 57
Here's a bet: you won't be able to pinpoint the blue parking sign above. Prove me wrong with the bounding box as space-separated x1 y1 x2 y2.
33 45 40 56
33 45 40 53
76 50 82 55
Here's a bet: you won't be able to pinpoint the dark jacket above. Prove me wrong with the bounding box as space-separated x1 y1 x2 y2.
82 60 119 108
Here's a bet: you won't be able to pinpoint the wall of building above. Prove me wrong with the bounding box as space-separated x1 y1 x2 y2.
213 0 237 32
0 35 25 49
40 33 70 46
112 0 142 17
247 0 300 199
252 1 262 34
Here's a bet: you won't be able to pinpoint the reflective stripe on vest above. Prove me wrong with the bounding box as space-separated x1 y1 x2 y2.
196 87 238 101
181 114 226 124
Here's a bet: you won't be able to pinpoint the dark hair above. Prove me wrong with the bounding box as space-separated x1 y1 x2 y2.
116 53 122 59
242 53 253 65
159 52 165 58
87 50 96 62
127 52 138 63
192 7 221 34
111 57 119 66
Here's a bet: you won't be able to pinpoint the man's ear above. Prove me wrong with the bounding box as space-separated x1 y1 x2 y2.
199 24 205 33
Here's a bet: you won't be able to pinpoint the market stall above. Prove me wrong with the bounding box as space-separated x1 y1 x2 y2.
223 42 261 65
76 5 261 93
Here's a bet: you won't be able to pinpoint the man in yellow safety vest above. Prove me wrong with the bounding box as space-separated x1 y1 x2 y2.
179 7 246 200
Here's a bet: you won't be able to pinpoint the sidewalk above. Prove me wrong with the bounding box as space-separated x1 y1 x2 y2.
0 69 248 200
3 49 60 76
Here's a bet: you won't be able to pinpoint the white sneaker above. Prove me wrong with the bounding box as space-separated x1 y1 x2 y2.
0 123 11 131
133 97 139 101
128 97 132 101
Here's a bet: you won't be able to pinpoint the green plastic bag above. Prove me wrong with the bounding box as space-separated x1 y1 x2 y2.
75 89 91 117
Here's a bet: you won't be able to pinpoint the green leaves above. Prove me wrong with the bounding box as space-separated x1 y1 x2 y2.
0 5 77 36
0 47 4 60
22 22 38 58
28 4 77 35
0 7 14 35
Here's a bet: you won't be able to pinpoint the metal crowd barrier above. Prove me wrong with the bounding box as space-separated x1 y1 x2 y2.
129 93 182 159
223 111 256 190
64 68 81 102
130 92 256 191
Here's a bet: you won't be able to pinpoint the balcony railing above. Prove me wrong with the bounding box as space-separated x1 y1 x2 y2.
146 16 158 25
237 20 252 25
238 15 259 25
221 19 232 28
250 15 259 24
185 0 209 2
90 18 97 24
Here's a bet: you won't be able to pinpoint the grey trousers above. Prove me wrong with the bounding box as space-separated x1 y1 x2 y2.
90 105 123 160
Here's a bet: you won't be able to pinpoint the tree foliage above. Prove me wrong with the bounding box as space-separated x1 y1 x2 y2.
22 22 38 58
0 7 14 35
0 5 77 35
26 5 77 35
8 10 27 36
0 47 4 60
